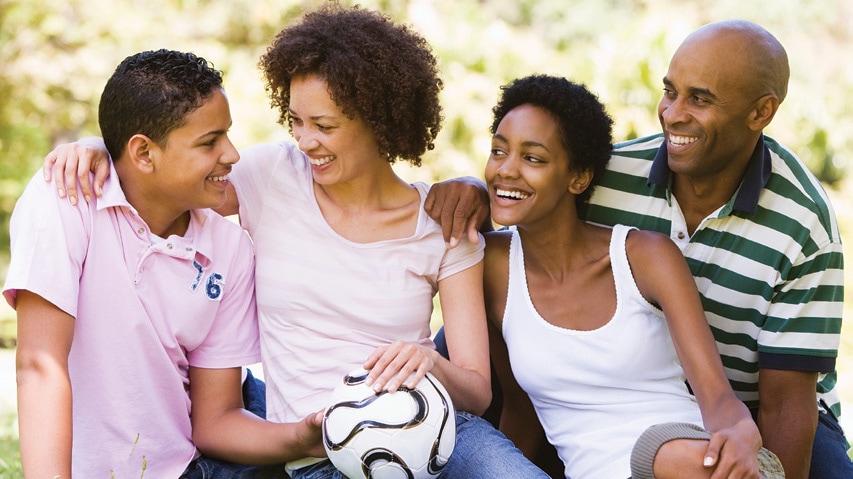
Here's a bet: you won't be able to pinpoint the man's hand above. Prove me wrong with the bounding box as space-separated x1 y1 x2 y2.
424 176 491 248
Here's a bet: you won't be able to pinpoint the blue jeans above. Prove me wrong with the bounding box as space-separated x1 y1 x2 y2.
810 410 853 479
181 457 265 479
289 411 550 479
181 368 270 479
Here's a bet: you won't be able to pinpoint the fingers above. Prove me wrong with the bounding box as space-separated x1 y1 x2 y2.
311 410 324 427
300 409 327 458
426 177 491 249
92 160 108 198
42 142 109 204
428 193 453 244
50 152 69 200
44 144 80 204
76 156 94 204
364 342 433 393
444 194 472 249
43 151 56 183
703 435 720 468
706 434 761 479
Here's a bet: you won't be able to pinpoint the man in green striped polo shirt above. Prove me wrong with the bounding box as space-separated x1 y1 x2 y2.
580 20 848 479
428 18 850 479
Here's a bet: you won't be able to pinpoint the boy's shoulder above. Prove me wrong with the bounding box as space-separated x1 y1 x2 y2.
193 208 251 247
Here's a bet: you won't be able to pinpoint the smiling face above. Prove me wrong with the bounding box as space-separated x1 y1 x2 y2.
657 30 765 183
149 88 239 212
485 104 584 228
288 74 382 186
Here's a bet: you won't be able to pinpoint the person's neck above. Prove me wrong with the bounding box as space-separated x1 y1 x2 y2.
515 212 603 280
114 162 191 238
672 167 744 235
315 165 413 213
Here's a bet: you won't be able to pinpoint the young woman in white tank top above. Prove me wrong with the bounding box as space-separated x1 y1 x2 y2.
481 75 782 479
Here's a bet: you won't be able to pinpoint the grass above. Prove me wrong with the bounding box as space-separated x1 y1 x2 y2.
0 437 21 478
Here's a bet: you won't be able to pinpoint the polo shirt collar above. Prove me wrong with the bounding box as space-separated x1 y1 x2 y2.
647 134 772 215
96 162 132 210
96 162 214 262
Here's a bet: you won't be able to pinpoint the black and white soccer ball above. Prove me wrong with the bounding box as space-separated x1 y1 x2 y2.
322 368 456 479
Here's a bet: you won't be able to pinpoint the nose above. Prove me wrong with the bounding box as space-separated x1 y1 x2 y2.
658 95 687 127
495 153 521 179
295 127 319 152
222 136 240 165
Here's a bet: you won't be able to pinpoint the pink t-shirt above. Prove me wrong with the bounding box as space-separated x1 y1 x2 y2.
3 167 261 478
231 141 484 424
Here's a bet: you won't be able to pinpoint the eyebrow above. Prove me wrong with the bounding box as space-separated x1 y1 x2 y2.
197 122 232 141
662 76 718 101
288 108 336 121
493 133 553 153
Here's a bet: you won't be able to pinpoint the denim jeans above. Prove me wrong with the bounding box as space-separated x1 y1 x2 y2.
289 411 550 479
181 457 265 479
809 410 853 479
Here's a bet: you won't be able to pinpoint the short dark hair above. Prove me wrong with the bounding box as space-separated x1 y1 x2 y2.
99 49 224 160
259 3 442 167
490 75 613 206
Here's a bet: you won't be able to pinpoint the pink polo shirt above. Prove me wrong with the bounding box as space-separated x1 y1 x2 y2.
3 167 260 478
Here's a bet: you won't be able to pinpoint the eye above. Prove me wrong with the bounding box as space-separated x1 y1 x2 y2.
490 148 507 157
290 116 304 126
524 155 544 164
317 124 332 132
691 95 708 105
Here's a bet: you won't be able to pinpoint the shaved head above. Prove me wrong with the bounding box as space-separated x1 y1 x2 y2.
676 19 789 103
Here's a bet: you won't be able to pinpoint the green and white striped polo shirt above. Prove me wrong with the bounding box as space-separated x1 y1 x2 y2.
582 133 844 417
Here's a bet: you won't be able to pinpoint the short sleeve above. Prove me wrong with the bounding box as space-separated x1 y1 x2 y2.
186 229 261 368
3 172 91 316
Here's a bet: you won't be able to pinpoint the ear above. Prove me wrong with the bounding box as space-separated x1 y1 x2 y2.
125 134 156 173
747 94 780 132
568 168 594 195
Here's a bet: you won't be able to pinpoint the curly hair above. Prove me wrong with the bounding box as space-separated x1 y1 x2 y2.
99 49 223 161
490 75 613 206
259 3 443 167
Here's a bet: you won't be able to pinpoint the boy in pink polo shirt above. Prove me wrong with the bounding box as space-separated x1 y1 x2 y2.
3 49 323 478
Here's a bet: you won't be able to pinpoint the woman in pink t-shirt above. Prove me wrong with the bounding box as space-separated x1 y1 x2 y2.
42 5 549 479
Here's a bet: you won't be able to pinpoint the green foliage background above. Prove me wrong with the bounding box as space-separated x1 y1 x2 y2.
1 0 852 270
0 0 852 473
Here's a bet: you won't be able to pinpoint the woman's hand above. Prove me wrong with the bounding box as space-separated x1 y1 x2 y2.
363 341 437 393
704 418 763 479
43 138 110 205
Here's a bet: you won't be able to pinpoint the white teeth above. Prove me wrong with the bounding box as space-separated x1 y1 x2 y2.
669 134 697 146
496 189 530 200
207 175 228 182
310 155 335 166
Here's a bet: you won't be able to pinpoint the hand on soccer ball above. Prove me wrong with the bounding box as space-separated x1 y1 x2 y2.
296 409 327 458
363 341 438 393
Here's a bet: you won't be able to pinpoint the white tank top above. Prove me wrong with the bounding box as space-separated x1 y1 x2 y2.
502 224 703 479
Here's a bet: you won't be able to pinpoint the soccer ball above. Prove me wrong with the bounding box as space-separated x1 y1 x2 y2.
322 368 456 479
